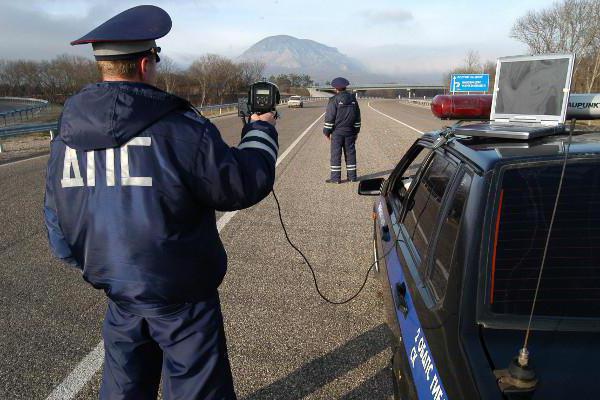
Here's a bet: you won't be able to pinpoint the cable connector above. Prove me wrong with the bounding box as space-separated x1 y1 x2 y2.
518 347 529 367
432 128 454 149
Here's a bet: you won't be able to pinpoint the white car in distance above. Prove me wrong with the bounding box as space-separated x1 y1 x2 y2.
287 96 304 108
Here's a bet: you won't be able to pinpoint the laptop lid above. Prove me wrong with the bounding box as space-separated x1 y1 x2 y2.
490 54 575 125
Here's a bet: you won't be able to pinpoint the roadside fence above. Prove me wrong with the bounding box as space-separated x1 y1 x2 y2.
0 97 334 153
0 97 50 126
399 98 433 107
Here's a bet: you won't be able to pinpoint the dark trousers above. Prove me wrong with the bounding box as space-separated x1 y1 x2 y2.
100 295 236 400
330 133 358 181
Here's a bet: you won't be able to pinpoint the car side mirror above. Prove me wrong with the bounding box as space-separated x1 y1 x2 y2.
358 178 385 196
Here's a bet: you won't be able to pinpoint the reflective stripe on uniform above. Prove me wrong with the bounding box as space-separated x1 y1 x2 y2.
238 141 277 161
241 130 279 152
238 129 278 161
346 164 357 170
330 165 342 171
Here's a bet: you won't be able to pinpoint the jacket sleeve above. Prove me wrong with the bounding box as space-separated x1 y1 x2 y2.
353 98 361 134
190 119 279 212
323 98 337 136
44 151 80 269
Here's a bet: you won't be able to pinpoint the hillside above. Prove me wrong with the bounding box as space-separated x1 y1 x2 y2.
239 35 376 83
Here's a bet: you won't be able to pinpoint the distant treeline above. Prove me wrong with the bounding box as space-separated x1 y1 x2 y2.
0 55 99 103
0 54 314 105
266 74 313 92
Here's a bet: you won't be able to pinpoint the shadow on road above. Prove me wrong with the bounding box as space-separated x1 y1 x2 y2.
242 323 392 400
339 367 394 400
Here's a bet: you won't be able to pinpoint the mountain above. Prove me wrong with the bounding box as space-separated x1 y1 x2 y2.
239 35 377 83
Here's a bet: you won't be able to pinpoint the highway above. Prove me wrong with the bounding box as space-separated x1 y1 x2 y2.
0 100 445 400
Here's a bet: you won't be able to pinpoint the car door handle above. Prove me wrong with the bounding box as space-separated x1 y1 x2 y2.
381 225 390 242
395 282 409 317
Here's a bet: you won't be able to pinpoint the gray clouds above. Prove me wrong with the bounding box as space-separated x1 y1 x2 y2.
0 1 219 61
362 8 414 26
0 3 114 60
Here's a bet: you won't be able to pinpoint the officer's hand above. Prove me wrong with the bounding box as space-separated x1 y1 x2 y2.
251 112 276 127
325 135 331 141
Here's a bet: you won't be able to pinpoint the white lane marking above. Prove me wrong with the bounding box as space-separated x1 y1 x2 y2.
367 101 424 134
45 111 325 400
45 342 104 400
218 112 324 231
0 153 49 168
276 112 325 167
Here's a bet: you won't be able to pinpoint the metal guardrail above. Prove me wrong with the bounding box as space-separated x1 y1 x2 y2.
0 97 333 153
0 122 58 139
197 102 238 116
0 122 58 153
399 98 433 107
194 97 330 115
0 97 50 126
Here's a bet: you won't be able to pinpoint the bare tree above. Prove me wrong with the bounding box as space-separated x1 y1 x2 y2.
208 56 241 105
238 60 266 86
511 0 600 92
157 56 179 93
464 50 482 73
0 55 98 102
443 50 492 92
483 60 497 91
188 54 218 107
188 54 243 106
0 52 314 106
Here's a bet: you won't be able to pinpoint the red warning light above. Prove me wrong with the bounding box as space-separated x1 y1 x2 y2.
431 94 492 120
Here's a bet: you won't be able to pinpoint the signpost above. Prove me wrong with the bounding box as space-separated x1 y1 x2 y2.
451 74 490 94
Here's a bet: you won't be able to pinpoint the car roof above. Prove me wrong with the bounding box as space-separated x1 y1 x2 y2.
422 128 600 171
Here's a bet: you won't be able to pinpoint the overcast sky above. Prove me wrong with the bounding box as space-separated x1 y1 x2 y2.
0 0 552 82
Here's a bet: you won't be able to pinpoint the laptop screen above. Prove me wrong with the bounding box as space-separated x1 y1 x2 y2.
493 55 574 122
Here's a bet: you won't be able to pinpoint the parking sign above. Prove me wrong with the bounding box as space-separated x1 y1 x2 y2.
451 74 490 93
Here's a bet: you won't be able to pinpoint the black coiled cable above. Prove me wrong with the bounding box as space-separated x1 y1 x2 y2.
271 189 392 305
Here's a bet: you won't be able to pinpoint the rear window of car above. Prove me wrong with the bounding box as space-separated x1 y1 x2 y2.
290 96 301 100
490 160 600 318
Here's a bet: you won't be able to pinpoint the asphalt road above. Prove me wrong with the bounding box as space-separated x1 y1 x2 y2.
0 99 439 400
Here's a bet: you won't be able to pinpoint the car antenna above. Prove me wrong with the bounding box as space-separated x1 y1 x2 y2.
494 118 577 395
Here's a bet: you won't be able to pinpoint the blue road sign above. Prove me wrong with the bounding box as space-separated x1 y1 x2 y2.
451 74 490 92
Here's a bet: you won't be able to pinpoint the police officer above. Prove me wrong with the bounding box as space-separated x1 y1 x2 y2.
323 77 361 183
43 5 278 400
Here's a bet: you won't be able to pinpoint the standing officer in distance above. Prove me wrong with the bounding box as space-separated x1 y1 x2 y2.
43 5 278 399
323 77 361 183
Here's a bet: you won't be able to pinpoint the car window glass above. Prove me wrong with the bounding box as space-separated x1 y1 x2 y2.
390 146 428 211
399 147 428 192
403 154 458 266
430 173 472 302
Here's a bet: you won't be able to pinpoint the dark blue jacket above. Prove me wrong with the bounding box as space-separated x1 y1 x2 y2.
44 82 278 309
323 91 361 136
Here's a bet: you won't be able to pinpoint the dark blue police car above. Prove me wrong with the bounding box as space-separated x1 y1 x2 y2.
358 127 600 399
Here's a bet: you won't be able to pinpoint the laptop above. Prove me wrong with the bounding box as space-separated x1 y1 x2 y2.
453 54 575 140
